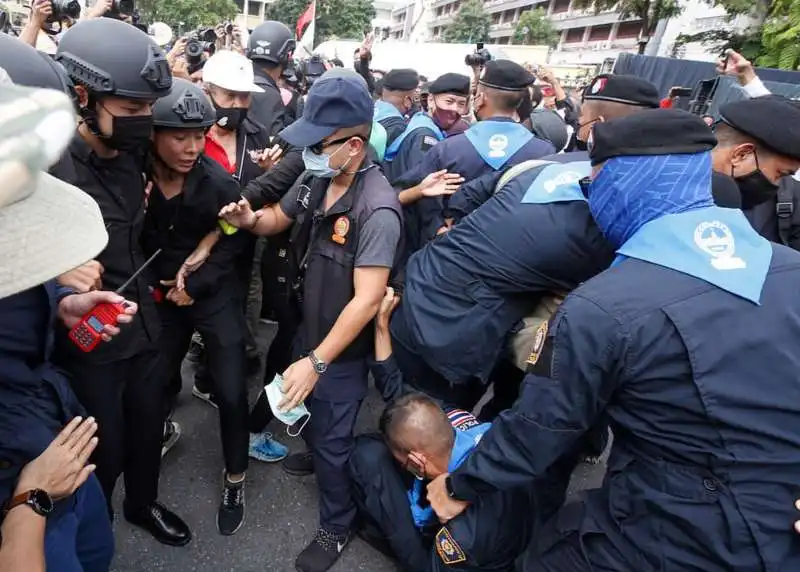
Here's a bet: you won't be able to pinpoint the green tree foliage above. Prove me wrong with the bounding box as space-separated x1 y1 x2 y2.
756 0 800 70
442 0 492 43
571 0 683 54
263 0 375 42
513 7 559 46
674 29 763 61
136 0 238 30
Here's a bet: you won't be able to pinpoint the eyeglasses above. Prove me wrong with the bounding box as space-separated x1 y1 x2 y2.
309 135 365 155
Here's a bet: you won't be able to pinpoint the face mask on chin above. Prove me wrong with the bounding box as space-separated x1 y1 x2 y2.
432 108 460 130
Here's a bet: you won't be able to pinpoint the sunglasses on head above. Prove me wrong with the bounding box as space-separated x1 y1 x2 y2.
309 135 366 155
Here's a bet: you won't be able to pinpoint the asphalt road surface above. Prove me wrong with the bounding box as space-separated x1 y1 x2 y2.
111 323 607 572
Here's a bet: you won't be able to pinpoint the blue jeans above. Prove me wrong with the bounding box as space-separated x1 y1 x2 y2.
44 475 114 572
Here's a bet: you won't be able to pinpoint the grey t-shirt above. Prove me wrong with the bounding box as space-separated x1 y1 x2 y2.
278 186 401 268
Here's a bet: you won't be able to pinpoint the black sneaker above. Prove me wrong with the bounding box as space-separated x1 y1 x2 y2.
161 420 181 458
283 451 315 476
217 475 245 535
295 528 350 572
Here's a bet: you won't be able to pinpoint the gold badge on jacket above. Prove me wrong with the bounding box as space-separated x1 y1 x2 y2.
526 320 548 366
435 526 466 565
332 216 350 245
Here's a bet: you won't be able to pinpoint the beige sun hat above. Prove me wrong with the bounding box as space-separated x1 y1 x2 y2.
0 73 108 300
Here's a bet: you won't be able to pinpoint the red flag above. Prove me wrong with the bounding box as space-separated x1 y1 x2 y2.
296 1 315 40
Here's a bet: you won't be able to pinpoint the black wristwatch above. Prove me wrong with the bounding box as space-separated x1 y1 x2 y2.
4 489 54 517
308 350 328 375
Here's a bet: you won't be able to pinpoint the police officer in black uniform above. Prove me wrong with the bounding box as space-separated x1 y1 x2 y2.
374 68 418 146
349 288 535 572
710 96 800 245
142 78 252 535
219 68 403 572
247 20 295 136
429 110 800 572
48 18 190 546
394 60 555 249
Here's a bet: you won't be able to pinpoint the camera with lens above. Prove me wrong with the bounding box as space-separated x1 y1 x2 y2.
50 0 81 22
464 42 492 67
223 20 234 35
185 27 217 74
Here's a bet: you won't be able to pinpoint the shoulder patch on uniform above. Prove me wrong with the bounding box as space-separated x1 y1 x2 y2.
435 526 466 565
446 409 480 431
296 185 311 209
423 135 439 147
526 320 548 367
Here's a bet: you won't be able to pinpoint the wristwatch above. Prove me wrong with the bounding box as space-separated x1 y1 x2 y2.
4 489 54 517
308 350 328 375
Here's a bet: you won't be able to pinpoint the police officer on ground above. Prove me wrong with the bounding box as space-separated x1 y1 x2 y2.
246 20 295 136
141 78 253 535
219 68 403 572
49 18 190 546
428 109 800 572
349 288 535 572
394 60 555 248
710 96 800 245
374 68 419 147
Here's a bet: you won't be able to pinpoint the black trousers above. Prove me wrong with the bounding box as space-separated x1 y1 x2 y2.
349 434 434 571
159 300 249 475
248 319 297 433
66 349 165 514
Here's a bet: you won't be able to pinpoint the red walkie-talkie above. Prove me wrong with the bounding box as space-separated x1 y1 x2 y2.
68 249 162 353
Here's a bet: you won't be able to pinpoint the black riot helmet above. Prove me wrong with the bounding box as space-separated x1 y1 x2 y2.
55 18 172 100
152 78 215 130
247 21 295 66
0 33 74 96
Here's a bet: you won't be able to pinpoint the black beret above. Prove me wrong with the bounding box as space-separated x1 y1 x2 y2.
478 60 533 92
589 109 717 166
719 95 800 160
582 74 659 108
429 73 470 97
382 68 420 92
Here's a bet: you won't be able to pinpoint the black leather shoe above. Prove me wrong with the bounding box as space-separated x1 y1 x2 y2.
124 501 192 547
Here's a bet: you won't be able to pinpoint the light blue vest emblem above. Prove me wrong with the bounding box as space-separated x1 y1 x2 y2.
464 120 534 170
384 112 444 161
521 161 591 204
408 422 491 529
374 100 403 122
617 206 772 304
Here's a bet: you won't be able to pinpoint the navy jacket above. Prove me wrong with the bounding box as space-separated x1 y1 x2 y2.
0 283 84 509
391 162 615 385
394 117 556 250
450 245 800 571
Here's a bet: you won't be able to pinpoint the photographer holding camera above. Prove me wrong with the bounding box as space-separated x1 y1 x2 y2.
19 0 118 54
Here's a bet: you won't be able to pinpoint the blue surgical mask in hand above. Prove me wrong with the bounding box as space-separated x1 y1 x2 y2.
265 374 311 437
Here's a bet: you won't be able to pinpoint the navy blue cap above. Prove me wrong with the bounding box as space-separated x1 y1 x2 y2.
279 69 374 147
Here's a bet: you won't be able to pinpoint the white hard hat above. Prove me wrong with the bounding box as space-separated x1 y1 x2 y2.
202 50 264 93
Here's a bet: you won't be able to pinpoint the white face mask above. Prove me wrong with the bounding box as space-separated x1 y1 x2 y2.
264 374 311 437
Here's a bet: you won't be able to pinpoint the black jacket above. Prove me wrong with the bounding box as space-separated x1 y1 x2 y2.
251 65 286 137
141 155 247 306
241 148 306 208
50 138 159 363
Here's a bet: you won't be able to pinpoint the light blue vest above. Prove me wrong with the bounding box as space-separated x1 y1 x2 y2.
464 120 534 171
384 112 444 162
617 206 772 304
408 422 491 529
520 161 591 204
374 100 403 122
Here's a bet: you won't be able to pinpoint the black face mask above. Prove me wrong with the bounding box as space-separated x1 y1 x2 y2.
732 152 778 209
104 114 154 152
215 107 247 131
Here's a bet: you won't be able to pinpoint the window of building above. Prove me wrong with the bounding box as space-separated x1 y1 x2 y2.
589 24 611 41
248 1 260 16
616 20 643 39
497 36 510 44
492 13 501 24
235 0 244 12
552 0 570 14
565 27 584 43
